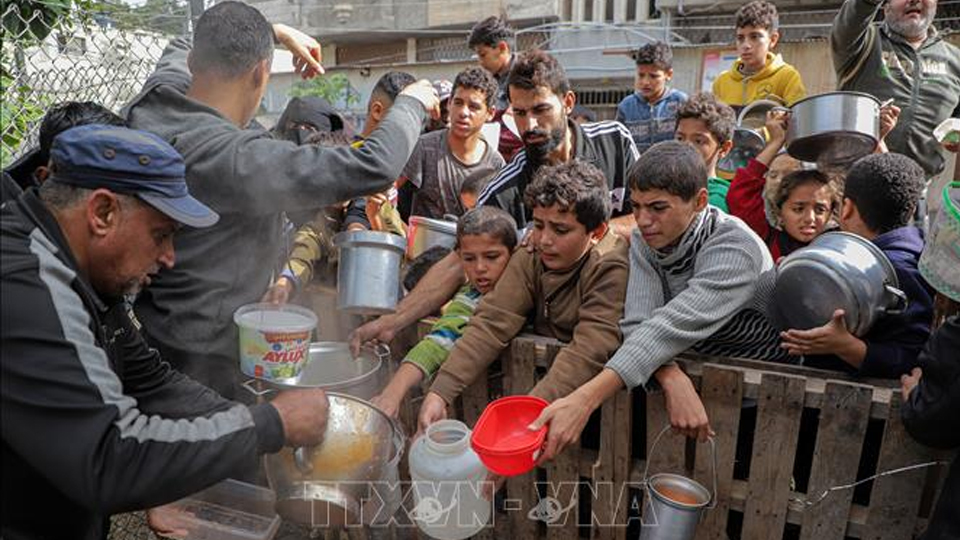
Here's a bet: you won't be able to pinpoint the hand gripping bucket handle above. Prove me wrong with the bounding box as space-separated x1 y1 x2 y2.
642 425 718 510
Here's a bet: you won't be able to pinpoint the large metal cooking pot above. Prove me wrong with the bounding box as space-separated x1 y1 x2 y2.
774 91 881 164
770 231 907 336
334 230 406 314
264 393 401 527
242 342 388 400
407 215 458 260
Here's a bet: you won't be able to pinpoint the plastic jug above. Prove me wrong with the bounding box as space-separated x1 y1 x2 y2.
408 420 491 540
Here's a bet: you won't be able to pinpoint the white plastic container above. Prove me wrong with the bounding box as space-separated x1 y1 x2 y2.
408 420 491 540
233 303 317 382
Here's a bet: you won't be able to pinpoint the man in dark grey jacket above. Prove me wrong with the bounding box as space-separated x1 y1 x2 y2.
831 0 960 179
1 125 328 540
123 2 438 399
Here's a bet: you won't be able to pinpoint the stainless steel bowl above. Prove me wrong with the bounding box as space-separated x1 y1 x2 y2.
265 393 399 527
771 231 907 336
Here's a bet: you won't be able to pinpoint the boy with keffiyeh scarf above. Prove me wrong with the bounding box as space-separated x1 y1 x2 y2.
529 141 789 458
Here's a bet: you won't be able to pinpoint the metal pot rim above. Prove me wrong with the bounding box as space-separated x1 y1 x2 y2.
409 215 459 233
647 473 711 509
788 90 881 108
333 230 406 252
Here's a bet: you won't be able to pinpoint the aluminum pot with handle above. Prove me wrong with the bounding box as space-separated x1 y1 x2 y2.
770 231 907 337
407 215 458 260
263 393 401 527
772 91 881 164
334 230 406 314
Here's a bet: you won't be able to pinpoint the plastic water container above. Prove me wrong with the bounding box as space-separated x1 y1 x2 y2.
408 420 491 540
233 303 317 382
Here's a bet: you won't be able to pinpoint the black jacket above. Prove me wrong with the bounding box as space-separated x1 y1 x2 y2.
1 191 284 540
476 119 639 227
902 315 960 540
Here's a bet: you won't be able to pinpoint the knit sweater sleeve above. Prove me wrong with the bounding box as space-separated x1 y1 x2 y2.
727 159 773 242
530 244 629 402
429 251 536 403
403 286 479 377
606 226 769 389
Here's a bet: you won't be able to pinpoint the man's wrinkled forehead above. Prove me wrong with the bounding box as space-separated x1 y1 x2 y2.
508 85 560 106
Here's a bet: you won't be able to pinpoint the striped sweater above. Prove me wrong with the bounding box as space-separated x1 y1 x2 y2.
403 285 482 377
606 207 787 389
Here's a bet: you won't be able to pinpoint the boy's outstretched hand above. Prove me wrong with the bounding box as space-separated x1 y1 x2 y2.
656 364 714 442
780 309 867 367
417 392 449 436
529 393 593 464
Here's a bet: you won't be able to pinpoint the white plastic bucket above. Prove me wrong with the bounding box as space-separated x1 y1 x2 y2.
234 303 317 382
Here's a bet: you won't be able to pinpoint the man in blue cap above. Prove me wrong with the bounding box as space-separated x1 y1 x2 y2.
1 125 329 540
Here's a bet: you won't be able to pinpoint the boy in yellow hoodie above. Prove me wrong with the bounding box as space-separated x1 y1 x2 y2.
712 0 806 111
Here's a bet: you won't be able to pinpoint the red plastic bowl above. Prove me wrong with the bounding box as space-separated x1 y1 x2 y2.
470 396 548 476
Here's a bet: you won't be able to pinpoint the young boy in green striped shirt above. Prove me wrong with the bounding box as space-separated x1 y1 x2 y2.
371 207 518 417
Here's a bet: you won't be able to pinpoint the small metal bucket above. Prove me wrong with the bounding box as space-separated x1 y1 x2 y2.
334 231 406 314
639 426 717 540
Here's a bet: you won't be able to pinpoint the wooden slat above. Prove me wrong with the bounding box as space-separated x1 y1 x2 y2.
741 372 806 540
545 444 581 540
591 389 632 540
504 339 540 539
862 393 936 540
799 381 873 540
694 365 744 540
645 389 687 476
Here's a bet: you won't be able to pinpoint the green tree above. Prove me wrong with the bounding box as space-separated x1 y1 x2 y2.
289 73 359 108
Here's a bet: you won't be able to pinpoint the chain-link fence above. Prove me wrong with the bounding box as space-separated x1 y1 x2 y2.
1 0 188 165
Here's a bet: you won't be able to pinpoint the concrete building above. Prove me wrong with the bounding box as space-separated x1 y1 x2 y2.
241 0 958 125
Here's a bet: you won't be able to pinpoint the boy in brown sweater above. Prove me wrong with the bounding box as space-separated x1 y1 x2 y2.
418 160 629 429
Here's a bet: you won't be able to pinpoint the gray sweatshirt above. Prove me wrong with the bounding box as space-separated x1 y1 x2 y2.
831 0 960 178
606 208 781 389
123 37 426 399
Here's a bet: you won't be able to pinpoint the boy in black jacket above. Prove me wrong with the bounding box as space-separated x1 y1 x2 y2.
780 153 933 378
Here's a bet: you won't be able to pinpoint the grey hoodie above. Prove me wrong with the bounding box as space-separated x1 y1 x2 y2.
123 37 426 399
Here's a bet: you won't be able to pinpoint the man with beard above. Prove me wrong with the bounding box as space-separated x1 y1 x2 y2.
1 126 328 540
832 0 960 180
350 50 639 355
477 50 639 231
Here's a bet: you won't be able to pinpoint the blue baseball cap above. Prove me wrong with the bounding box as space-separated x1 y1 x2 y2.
48 125 219 228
